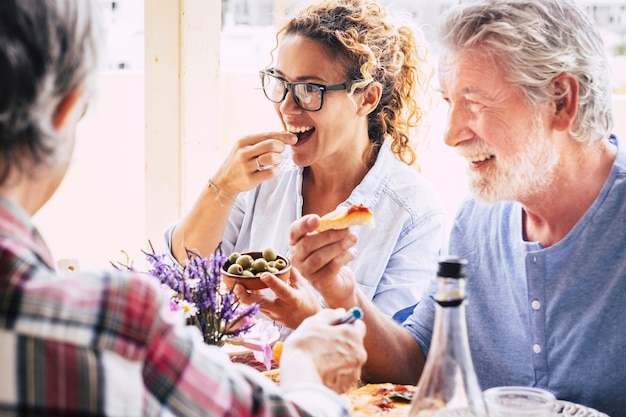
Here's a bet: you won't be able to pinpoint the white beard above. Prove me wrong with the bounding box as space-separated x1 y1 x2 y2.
466 120 559 203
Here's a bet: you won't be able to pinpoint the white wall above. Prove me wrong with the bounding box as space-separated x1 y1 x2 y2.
33 71 146 271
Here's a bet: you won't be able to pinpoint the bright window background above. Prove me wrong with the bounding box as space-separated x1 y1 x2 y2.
33 0 626 271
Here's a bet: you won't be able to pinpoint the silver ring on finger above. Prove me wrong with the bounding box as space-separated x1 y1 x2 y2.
255 155 266 171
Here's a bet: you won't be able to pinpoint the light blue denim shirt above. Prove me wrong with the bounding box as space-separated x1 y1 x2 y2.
166 144 445 317
404 137 626 416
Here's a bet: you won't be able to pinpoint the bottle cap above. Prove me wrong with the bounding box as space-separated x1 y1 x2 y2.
437 256 467 279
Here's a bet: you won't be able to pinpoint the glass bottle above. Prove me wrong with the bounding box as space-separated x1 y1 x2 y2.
408 256 487 417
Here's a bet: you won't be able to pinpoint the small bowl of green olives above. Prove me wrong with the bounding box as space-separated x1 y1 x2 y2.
221 248 291 290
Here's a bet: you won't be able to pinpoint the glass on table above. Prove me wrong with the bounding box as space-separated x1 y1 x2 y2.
483 386 557 417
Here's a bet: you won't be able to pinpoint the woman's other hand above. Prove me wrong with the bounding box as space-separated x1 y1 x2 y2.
288 215 359 307
233 268 321 329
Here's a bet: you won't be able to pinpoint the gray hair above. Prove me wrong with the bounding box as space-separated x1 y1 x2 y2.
438 0 613 144
0 0 103 184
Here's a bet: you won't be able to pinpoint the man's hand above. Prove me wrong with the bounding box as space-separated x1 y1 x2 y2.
280 308 367 393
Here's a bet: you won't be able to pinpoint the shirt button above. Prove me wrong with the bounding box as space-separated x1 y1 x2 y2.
531 300 541 310
533 344 542 354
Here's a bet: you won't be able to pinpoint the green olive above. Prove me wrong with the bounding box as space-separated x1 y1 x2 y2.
236 254 253 269
274 258 287 270
252 257 269 272
227 263 244 275
228 252 241 263
267 266 279 274
262 247 277 262
242 270 255 277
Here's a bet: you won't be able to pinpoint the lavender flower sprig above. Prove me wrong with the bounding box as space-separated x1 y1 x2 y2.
114 245 260 347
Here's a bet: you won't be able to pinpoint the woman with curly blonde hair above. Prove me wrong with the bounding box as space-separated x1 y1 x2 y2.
167 0 444 327
275 0 430 167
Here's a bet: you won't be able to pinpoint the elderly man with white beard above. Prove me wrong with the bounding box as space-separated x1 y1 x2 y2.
285 0 626 415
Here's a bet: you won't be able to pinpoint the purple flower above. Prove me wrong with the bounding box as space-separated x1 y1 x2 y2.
115 244 260 346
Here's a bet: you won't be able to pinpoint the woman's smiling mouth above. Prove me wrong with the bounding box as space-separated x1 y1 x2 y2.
286 124 315 145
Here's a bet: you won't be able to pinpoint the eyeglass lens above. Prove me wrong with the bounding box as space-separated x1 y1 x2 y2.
262 72 323 111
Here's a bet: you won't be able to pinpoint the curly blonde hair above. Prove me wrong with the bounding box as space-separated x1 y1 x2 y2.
273 0 431 166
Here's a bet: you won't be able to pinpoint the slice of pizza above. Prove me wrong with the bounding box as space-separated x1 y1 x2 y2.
345 383 415 416
316 204 375 232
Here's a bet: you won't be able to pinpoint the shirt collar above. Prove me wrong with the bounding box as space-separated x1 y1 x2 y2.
0 195 55 270
345 143 394 208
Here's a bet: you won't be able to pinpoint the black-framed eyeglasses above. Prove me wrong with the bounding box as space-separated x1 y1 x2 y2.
259 69 361 112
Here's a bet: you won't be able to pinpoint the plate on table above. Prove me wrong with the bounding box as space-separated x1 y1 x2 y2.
342 386 610 417
555 400 609 417
221 334 280 357
221 341 256 357
222 335 280 373
220 319 280 358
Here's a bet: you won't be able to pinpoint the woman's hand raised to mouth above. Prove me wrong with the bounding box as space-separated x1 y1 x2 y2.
211 131 297 198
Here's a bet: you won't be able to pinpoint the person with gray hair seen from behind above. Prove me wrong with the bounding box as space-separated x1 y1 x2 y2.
286 0 625 415
0 1 366 416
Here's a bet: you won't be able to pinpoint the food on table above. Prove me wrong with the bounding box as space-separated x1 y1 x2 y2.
262 369 281 384
261 369 414 416
272 341 284 366
346 383 415 417
316 203 375 232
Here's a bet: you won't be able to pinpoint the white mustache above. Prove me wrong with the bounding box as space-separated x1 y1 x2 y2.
456 141 496 163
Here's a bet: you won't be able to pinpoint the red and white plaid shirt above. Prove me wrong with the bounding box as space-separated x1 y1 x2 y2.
0 196 347 416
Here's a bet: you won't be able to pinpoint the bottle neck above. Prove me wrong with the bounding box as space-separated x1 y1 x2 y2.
429 276 482 407
434 276 466 305
431 276 470 354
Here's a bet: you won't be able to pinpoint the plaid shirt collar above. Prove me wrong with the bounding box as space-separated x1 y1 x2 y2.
0 195 55 270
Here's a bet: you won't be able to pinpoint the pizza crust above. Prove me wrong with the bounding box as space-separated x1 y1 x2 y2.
316 204 375 232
